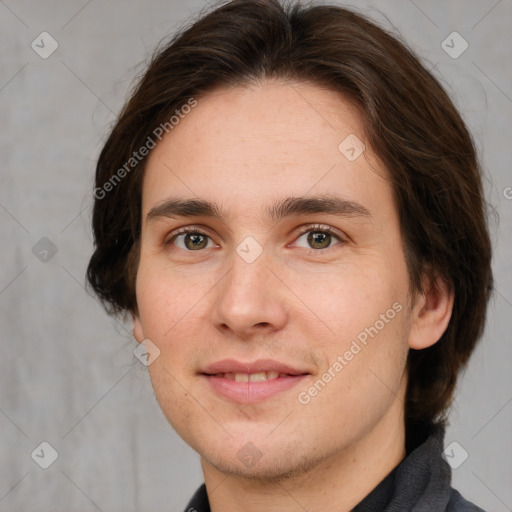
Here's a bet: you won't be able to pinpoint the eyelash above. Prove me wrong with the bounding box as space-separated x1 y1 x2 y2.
293 224 344 249
164 224 346 252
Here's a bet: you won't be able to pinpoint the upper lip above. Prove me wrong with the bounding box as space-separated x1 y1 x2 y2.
201 359 309 376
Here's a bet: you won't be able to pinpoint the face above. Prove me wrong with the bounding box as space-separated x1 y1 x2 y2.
133 81 416 480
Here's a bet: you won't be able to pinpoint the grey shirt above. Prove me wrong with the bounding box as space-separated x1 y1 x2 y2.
183 423 485 511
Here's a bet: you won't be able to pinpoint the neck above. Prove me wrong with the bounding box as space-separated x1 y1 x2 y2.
202 389 406 512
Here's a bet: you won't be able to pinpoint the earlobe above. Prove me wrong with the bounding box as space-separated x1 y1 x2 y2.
132 313 145 344
408 273 454 350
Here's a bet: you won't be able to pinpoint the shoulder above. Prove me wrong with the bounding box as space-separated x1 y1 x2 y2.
446 488 486 512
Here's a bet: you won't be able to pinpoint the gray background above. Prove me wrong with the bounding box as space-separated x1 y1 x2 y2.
1 0 511 510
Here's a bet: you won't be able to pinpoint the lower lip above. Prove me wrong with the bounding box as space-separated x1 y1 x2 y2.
202 374 308 403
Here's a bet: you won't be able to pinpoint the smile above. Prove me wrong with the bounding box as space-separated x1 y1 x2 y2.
199 359 311 403
214 371 290 382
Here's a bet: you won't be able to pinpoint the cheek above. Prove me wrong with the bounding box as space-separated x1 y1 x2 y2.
292 259 407 344
135 265 210 429
292 258 411 416
297 292 410 431
135 260 207 340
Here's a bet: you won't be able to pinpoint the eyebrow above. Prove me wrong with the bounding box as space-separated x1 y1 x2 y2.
146 195 371 224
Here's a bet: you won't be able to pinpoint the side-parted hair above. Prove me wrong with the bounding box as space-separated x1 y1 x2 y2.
86 0 493 427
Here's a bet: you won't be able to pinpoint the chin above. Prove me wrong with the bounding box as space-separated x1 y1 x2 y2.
198 437 331 484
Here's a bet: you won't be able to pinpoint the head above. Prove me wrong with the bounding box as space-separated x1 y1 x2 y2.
87 0 493 480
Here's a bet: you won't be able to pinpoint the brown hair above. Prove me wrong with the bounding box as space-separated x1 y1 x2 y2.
86 0 493 426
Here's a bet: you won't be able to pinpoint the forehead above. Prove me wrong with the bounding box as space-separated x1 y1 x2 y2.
141 80 391 220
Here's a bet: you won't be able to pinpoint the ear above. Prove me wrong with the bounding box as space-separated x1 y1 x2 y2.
408 272 454 350
132 310 145 344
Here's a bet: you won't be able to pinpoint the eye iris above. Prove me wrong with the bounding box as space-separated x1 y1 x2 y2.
185 233 207 250
307 231 331 249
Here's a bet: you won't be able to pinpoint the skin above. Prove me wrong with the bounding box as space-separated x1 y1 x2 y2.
133 80 453 512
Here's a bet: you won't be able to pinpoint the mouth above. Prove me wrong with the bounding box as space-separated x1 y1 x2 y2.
209 371 292 382
200 359 310 403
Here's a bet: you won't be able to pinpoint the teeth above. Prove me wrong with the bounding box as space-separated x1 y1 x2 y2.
249 372 267 382
220 371 282 381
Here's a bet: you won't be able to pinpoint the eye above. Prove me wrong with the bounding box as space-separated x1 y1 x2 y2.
166 228 216 251
293 225 344 250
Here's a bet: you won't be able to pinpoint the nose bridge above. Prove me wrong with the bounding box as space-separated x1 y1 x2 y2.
211 244 287 336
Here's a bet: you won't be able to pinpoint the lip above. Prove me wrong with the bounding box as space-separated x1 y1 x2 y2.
200 359 310 404
201 358 307 376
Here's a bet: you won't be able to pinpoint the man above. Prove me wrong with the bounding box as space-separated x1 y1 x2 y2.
87 1 493 510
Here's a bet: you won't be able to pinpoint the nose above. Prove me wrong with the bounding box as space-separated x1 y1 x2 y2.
210 248 288 340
